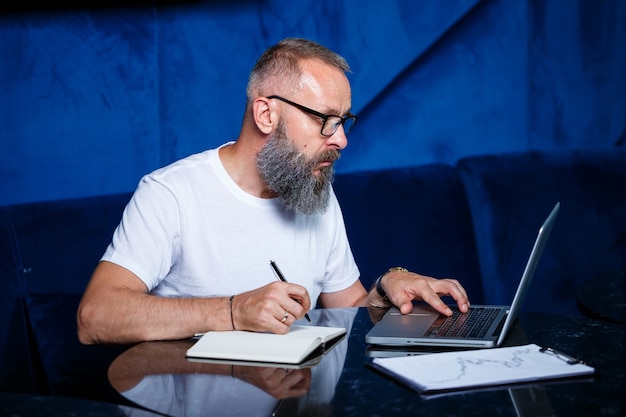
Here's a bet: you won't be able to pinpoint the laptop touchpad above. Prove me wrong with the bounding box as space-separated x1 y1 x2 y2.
385 305 438 336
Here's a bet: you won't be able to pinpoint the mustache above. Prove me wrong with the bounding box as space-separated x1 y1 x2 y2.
313 149 341 164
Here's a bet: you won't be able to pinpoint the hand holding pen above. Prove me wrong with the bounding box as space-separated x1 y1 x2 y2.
270 260 311 322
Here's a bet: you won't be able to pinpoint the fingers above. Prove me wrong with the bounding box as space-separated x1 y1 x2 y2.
425 277 470 314
233 282 311 333
421 278 471 315
394 279 455 316
417 287 454 316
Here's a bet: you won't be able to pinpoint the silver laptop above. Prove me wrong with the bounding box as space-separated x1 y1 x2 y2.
365 202 560 348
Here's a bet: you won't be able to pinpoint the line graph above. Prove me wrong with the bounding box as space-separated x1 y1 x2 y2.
424 346 533 385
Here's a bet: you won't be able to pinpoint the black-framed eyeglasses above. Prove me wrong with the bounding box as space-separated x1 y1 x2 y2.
267 95 357 137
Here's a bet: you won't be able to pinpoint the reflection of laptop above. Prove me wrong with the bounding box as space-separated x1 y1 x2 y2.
365 202 560 348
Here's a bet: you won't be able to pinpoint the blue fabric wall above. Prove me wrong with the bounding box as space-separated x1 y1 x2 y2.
1 0 624 206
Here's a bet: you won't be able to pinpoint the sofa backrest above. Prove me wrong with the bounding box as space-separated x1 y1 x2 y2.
0 192 132 392
0 211 33 392
333 164 485 304
457 149 626 316
2 193 132 295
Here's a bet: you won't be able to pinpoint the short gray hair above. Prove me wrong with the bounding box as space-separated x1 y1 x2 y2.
246 38 350 101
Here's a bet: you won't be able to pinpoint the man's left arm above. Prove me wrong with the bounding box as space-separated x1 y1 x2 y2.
319 269 470 316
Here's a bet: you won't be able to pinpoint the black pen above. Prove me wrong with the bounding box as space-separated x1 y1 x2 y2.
269 260 311 322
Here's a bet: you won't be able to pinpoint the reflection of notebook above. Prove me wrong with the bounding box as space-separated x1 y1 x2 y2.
365 202 560 348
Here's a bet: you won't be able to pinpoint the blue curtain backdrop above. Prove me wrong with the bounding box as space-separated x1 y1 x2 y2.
1 0 624 206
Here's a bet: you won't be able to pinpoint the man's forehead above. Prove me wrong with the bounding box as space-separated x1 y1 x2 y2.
296 61 351 113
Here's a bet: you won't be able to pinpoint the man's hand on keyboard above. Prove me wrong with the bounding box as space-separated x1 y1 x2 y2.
377 269 470 316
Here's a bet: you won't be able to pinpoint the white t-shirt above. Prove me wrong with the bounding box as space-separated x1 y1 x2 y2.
102 143 360 303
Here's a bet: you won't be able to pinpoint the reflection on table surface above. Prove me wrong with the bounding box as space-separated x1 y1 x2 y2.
109 308 356 417
108 307 625 417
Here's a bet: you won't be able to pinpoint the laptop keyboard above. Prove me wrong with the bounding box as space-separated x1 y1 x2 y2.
424 307 501 339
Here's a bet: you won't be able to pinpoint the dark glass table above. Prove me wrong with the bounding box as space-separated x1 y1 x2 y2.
0 392 162 417
577 269 625 325
108 307 624 417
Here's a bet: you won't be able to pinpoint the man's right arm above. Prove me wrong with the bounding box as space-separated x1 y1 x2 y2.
76 261 311 344
76 261 235 344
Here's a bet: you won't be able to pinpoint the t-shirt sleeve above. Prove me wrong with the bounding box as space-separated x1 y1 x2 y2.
101 175 180 291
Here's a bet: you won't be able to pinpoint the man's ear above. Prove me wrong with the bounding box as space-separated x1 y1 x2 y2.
252 97 276 135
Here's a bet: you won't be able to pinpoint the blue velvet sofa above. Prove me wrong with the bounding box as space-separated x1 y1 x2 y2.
1 149 625 402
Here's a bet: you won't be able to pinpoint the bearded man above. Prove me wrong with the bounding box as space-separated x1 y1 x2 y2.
77 38 469 344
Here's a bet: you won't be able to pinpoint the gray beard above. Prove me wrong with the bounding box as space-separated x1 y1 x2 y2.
256 122 340 215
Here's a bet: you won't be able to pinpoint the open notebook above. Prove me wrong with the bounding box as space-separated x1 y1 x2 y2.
186 325 346 365
365 202 560 348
